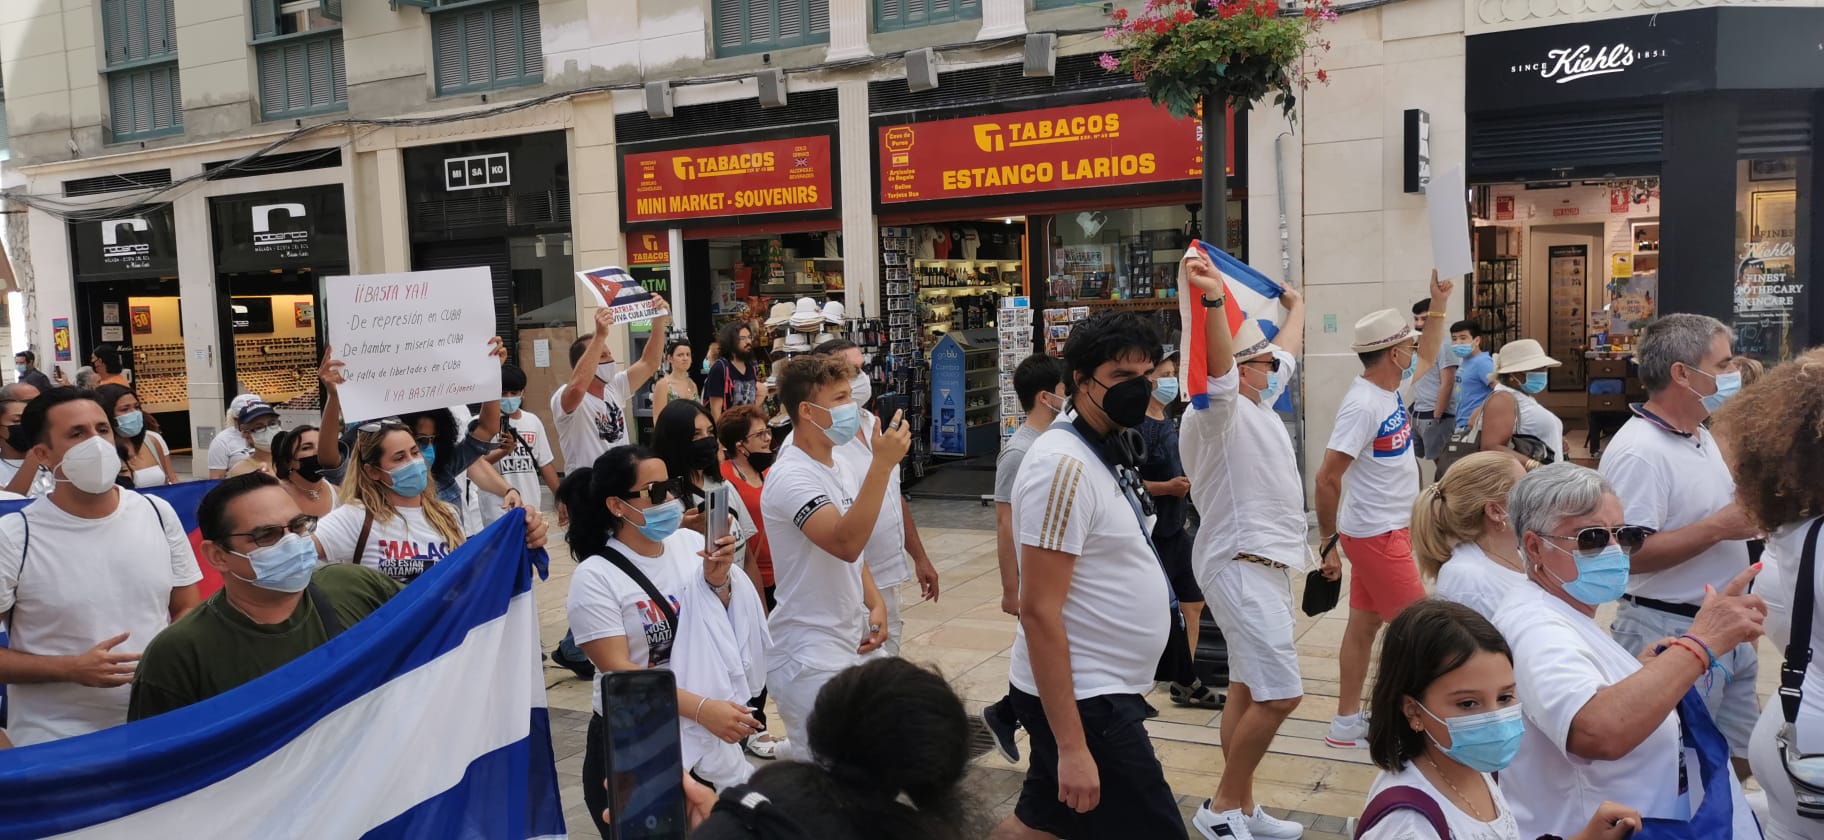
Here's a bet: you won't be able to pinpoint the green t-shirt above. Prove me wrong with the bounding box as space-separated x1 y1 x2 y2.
128 564 402 721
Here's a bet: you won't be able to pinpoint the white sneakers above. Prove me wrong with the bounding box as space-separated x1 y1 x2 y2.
1192 800 1306 840
1325 713 1369 749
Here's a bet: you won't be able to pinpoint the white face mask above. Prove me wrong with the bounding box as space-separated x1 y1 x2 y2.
849 373 872 407
55 435 121 495
250 426 281 452
596 361 619 384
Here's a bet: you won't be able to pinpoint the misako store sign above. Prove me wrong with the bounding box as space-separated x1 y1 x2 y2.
624 134 835 224
877 98 1232 205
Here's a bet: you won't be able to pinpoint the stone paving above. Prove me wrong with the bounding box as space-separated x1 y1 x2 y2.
535 495 1784 838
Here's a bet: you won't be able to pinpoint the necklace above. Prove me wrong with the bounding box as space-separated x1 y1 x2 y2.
290 479 320 501
1480 540 1523 573
1423 753 1490 821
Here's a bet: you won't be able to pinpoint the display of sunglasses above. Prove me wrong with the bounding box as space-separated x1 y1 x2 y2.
620 479 676 506
1543 525 1656 554
229 514 319 548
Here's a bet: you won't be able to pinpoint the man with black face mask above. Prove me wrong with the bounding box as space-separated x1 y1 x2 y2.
0 388 202 745
992 311 1185 840
0 397 49 499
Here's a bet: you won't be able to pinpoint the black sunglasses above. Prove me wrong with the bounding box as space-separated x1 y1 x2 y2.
229 514 319 548
1543 525 1656 555
1242 357 1282 373
357 418 406 434
620 479 677 506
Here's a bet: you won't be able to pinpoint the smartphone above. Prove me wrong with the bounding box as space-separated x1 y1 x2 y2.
706 483 731 547
600 670 686 840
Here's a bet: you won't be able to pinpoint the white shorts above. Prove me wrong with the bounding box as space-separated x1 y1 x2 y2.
1202 559 1303 702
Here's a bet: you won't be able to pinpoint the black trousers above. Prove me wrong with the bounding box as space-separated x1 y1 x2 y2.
582 713 613 839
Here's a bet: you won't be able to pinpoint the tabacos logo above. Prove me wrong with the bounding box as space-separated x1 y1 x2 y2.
971 112 1121 153
630 232 669 265
99 218 152 260
671 151 776 180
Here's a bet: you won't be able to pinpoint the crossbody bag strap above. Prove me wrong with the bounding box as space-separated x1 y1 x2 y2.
351 510 376 567
1779 517 1824 724
596 544 679 665
1354 786 1453 839
307 583 346 639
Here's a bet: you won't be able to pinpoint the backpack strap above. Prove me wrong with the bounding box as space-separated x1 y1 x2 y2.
351 510 376 566
1355 786 1453 839
307 583 346 639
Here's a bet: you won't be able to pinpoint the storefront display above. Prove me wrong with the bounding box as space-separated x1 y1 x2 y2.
68 204 188 443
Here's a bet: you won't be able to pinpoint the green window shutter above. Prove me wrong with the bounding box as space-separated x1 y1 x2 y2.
808 0 830 37
148 0 173 56
776 0 802 42
432 11 465 92
519 1 542 78
255 32 346 119
109 63 182 139
431 1 541 95
150 64 180 131
877 0 977 30
250 0 278 40
321 0 342 21
712 0 744 51
461 10 489 87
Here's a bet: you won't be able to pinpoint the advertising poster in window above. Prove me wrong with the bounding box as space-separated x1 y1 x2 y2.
1735 190 1800 359
1547 245 1587 390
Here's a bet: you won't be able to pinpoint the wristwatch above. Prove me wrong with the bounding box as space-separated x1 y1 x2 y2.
1201 295 1227 308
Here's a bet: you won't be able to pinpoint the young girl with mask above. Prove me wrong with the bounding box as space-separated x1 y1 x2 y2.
96 384 175 487
1359 599 1640 840
272 425 336 518
562 445 752 839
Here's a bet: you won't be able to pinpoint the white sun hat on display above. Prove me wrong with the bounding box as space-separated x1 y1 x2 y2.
821 300 846 325
764 301 796 328
789 297 823 330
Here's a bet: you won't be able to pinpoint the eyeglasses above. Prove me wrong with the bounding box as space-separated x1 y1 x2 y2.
357 418 406 434
1542 525 1656 555
228 514 319 548
1242 358 1282 373
620 479 676 506
745 429 772 442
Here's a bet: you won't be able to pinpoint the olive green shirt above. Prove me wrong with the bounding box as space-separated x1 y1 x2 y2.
128 564 401 721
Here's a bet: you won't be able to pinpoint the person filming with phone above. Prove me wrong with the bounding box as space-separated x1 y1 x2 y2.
562 444 760 839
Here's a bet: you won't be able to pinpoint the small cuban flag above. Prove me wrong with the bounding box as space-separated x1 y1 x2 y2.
576 265 665 325
1177 240 1289 410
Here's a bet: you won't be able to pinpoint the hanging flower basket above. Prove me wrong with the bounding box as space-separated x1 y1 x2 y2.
1101 0 1336 121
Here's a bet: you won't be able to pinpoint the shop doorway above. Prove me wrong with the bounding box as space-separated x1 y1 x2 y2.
77 277 190 449
216 269 336 430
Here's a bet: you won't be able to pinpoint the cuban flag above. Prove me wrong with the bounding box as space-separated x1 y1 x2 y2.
1177 240 1287 410
0 511 565 840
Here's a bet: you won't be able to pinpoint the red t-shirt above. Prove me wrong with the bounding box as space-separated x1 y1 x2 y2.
720 460 773 587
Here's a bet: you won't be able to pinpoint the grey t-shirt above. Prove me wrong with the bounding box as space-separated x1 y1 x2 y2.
1412 355 1460 414
993 424 1044 504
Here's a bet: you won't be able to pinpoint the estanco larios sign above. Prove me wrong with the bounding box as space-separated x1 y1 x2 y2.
624 135 834 224
876 98 1233 205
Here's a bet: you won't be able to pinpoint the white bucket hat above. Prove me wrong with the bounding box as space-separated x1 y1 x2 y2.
764 301 796 327
1350 308 1414 353
782 332 812 353
1232 321 1281 362
1494 338 1562 374
821 300 846 325
789 297 823 330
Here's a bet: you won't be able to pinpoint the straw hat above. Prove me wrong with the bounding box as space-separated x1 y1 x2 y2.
764 301 795 327
1350 309 1414 353
1232 321 1280 362
789 297 823 330
1494 338 1562 374
821 300 846 325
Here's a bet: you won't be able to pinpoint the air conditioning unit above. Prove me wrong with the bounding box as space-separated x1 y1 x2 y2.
757 69 787 108
1023 33 1057 78
645 81 674 119
906 48 939 93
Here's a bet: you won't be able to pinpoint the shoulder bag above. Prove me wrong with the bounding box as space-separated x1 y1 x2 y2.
1776 517 1824 821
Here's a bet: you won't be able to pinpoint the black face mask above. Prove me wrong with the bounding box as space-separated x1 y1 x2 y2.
295 455 324 483
1092 375 1154 430
690 437 720 472
4 424 23 455
745 450 775 473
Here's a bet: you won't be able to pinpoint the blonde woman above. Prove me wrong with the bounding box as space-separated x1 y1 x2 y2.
311 420 547 583
1411 451 1529 620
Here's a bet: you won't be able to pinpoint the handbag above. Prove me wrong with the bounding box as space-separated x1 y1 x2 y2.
1775 517 1824 821
1433 414 1484 479
1302 536 1342 617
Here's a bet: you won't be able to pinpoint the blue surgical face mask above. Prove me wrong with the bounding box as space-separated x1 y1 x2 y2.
1151 377 1179 405
1401 348 1418 381
1450 343 1474 360
421 445 437 471
229 532 318 594
1687 367 1742 415
630 498 685 542
1521 371 1549 394
811 401 861 446
116 410 144 438
700 359 712 375
1262 372 1284 404
386 457 429 498
500 396 522 416
1544 541 1632 606
1420 702 1525 773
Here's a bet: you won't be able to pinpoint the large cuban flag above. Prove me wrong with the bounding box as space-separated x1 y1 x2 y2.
1176 240 1291 411
0 510 566 840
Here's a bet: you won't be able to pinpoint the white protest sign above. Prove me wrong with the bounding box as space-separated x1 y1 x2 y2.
326 267 501 424
1427 166 1475 280
576 265 665 324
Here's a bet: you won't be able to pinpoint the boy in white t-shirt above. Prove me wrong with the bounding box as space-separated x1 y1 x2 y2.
550 303 670 475
759 354 910 761
477 365 559 527
1314 271 1452 751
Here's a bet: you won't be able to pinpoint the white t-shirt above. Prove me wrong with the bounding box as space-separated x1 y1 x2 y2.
1493 583 1741 839
1598 416 1748 604
567 531 704 715
1491 384 1565 463
1009 420 1171 699
480 411 555 527
129 432 171 488
1326 377 1419 537
760 445 869 670
315 503 457 584
550 372 631 473
1758 516 1824 753
0 492 201 745
831 409 910 588
207 428 253 473
1183 353 1308 571
1360 761 1518 840
1435 542 1527 621
0 457 55 497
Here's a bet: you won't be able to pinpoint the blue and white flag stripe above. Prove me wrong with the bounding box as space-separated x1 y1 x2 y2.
0 511 564 840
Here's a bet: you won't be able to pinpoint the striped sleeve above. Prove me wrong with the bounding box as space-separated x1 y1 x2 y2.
1014 449 1094 557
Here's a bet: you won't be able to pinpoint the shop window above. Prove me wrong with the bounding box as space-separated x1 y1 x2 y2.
101 0 182 141
712 0 831 57
1734 156 1807 359
430 0 544 96
251 0 348 120
875 0 980 32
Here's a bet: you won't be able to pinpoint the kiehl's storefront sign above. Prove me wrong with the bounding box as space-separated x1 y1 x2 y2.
621 133 836 226
1466 9 1717 111
874 98 1233 206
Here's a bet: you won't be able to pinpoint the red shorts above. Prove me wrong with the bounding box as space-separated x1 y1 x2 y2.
1341 529 1424 617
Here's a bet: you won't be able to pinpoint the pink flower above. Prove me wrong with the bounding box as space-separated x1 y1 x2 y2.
1103 26 1117 39
1098 53 1121 71
1320 8 1338 20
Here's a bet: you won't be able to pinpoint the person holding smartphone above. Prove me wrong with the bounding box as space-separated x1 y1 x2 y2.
562 445 756 839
